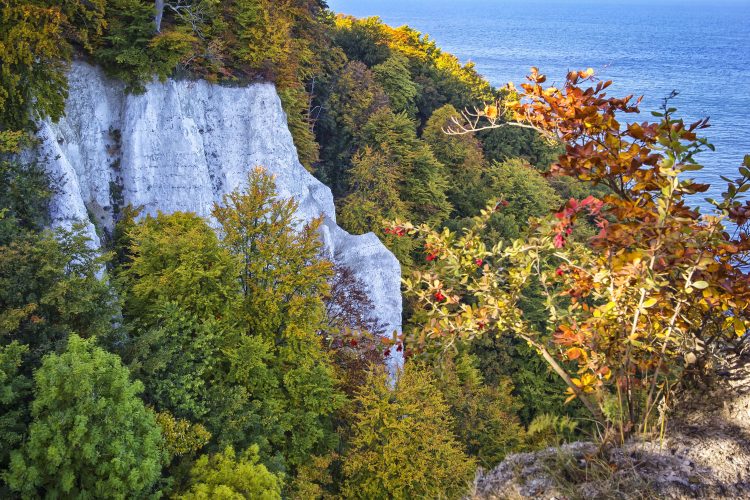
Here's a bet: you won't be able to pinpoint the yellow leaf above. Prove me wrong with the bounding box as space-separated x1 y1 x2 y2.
734 317 746 337
693 280 709 290
484 105 499 120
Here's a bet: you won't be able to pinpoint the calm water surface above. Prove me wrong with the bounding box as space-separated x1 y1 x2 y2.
329 0 750 208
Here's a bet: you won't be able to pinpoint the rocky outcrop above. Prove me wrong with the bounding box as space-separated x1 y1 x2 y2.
36 62 402 366
470 375 750 499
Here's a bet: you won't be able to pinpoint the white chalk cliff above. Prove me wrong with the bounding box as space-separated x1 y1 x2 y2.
36 62 402 367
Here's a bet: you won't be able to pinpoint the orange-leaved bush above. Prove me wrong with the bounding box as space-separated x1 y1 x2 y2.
391 68 750 440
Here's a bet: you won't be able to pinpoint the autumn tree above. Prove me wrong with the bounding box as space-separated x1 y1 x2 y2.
0 0 105 133
323 262 387 395
342 364 475 499
1 2 69 131
6 335 164 498
212 168 344 471
213 168 332 344
394 68 750 439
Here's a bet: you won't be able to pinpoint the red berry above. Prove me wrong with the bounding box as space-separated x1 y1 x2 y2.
475 258 483 267
434 291 446 302
553 233 566 248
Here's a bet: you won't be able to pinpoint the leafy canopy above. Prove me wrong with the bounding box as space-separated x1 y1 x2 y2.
7 335 164 498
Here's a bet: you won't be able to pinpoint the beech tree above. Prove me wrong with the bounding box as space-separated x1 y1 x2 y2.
214 168 343 471
434 352 525 468
118 211 239 323
0 225 115 367
338 147 415 263
1 2 69 131
116 186 342 473
315 60 390 195
0 341 30 481
7 335 164 498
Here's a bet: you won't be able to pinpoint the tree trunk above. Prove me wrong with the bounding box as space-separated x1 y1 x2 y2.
521 334 606 425
154 0 165 33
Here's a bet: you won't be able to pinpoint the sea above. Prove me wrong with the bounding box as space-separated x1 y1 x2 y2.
328 0 750 210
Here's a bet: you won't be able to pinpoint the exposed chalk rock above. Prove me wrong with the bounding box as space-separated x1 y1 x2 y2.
37 62 402 368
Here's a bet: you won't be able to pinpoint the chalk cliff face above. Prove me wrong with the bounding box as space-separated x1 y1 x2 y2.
37 62 402 367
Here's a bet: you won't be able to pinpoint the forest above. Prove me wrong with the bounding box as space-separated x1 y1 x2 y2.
2 0 750 498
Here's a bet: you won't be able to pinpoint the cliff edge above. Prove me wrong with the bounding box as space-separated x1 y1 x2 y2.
35 62 402 367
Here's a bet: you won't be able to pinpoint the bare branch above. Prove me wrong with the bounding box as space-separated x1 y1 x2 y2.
442 101 557 143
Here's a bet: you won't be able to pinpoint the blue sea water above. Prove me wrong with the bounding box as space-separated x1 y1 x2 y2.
328 0 750 208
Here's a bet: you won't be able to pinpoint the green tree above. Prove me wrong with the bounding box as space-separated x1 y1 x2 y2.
0 341 30 485
434 352 525 468
7 335 164 498
358 108 452 227
479 126 560 170
338 147 415 263
178 446 283 500
116 172 343 475
423 104 490 218
333 16 391 68
118 211 239 323
0 226 115 366
470 334 585 426
96 0 164 91
212 168 343 471
113 211 275 458
315 60 390 195
342 364 475 499
0 159 54 244
484 159 562 241
372 54 419 116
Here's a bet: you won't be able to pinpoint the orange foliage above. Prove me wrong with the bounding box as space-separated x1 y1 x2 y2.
395 69 750 439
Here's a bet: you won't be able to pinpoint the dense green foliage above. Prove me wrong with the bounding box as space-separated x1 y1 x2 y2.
179 446 283 500
0 3 616 497
342 364 476 499
434 352 525 468
115 170 344 478
6 335 164 498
